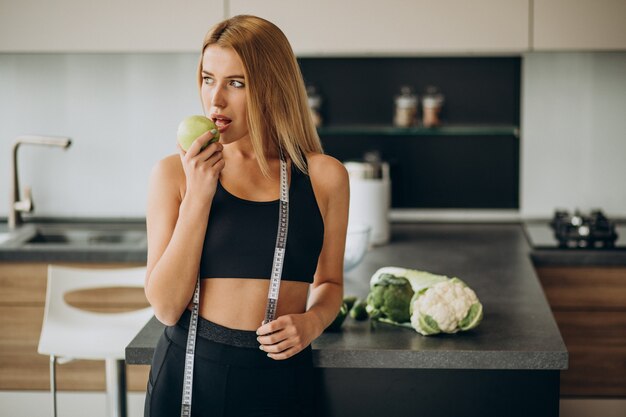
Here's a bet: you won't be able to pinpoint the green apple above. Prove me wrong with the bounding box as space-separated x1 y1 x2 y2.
176 115 219 151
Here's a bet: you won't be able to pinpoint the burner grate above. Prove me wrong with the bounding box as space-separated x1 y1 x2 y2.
550 209 618 249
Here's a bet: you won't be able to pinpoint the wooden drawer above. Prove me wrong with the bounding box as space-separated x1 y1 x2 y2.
0 262 150 392
536 267 626 310
554 311 626 397
0 263 48 304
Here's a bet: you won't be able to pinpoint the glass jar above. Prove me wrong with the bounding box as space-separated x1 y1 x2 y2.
421 86 444 128
393 86 418 128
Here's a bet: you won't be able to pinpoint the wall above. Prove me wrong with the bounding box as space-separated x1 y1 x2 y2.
0 53 201 218
1 52 625 219
521 52 626 218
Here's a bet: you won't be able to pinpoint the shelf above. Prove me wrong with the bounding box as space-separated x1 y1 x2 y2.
317 124 519 137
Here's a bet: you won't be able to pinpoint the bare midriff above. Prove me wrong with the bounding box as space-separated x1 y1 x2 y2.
188 278 310 331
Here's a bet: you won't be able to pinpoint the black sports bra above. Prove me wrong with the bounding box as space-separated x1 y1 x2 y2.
199 163 324 283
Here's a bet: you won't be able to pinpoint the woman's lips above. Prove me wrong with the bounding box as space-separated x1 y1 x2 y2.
214 118 231 133
211 114 232 133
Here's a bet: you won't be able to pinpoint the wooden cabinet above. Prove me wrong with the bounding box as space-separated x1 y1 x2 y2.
0 0 223 52
536 266 626 397
532 0 626 50
229 0 530 55
0 262 150 392
4 1 626 53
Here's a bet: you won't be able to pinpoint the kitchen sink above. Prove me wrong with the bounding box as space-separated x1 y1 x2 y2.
25 227 146 246
0 223 147 248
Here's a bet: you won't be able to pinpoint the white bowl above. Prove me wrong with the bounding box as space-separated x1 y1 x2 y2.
344 223 371 272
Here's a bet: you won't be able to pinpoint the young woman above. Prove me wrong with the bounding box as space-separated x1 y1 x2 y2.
143 15 349 417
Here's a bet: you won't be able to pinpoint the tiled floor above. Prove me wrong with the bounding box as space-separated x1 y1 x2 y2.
1 392 625 416
0 391 146 417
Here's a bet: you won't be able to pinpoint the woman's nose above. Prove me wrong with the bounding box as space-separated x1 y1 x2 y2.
211 85 227 108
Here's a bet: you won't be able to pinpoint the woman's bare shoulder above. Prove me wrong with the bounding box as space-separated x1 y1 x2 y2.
305 153 349 206
149 153 185 197
306 153 348 183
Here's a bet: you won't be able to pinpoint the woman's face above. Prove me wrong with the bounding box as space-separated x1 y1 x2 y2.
201 45 248 144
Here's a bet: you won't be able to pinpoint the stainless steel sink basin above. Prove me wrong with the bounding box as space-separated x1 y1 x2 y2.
25 226 146 246
0 223 147 248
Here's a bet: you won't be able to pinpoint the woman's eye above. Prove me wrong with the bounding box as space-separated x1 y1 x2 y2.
231 80 244 88
203 76 214 85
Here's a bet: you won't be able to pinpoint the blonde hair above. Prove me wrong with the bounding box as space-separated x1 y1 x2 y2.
197 15 323 177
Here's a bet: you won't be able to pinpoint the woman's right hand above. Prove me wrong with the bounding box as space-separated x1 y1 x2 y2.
177 130 225 206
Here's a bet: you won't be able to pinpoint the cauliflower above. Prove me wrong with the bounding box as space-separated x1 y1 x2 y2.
410 278 483 335
366 273 415 323
369 267 483 336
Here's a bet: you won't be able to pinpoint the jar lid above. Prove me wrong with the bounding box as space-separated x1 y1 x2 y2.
308 96 321 108
422 95 443 108
396 95 417 108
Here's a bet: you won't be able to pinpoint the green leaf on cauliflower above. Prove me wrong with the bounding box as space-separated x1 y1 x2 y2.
458 302 483 331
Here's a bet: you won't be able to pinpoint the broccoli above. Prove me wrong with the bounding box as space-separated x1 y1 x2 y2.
365 273 415 323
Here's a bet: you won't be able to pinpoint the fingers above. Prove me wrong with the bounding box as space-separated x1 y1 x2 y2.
265 346 298 361
257 327 294 346
257 316 307 360
176 129 219 157
180 141 223 172
186 129 219 156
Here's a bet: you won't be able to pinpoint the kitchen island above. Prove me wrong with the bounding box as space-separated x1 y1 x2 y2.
127 223 568 417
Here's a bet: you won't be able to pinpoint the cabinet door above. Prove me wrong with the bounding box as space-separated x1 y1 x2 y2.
0 0 223 52
0 262 150 391
229 0 529 55
533 0 626 50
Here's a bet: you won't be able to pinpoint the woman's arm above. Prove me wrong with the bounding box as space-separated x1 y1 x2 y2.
257 154 349 359
144 134 224 326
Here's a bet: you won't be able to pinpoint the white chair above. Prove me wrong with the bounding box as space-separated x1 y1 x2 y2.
38 265 153 417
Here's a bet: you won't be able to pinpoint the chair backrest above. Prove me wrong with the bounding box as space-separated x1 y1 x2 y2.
38 265 154 360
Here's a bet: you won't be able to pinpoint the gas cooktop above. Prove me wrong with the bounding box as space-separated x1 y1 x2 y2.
525 210 626 250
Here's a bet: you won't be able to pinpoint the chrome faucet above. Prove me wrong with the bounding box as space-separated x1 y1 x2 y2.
9 136 72 230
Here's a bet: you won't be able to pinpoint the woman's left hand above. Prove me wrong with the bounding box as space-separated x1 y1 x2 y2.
256 312 323 360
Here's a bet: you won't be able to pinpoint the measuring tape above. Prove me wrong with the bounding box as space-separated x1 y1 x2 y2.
180 153 289 417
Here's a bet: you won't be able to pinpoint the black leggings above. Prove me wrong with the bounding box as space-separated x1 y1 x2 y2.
144 310 315 417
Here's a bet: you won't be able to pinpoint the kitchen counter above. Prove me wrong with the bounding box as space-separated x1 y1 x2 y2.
0 220 567 416
126 223 566 417
0 218 147 263
127 223 567 370
2 218 624 267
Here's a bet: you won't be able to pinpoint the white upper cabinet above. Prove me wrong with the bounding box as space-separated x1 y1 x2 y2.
228 0 530 55
533 0 626 50
0 0 224 52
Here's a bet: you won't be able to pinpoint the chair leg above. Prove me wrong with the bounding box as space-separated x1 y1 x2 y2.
105 358 127 417
49 355 58 417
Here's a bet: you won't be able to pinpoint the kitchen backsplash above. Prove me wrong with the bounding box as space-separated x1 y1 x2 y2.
0 52 625 219
521 52 626 218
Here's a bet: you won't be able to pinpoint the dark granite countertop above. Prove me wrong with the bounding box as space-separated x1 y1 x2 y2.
126 223 568 370
2 218 624 267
